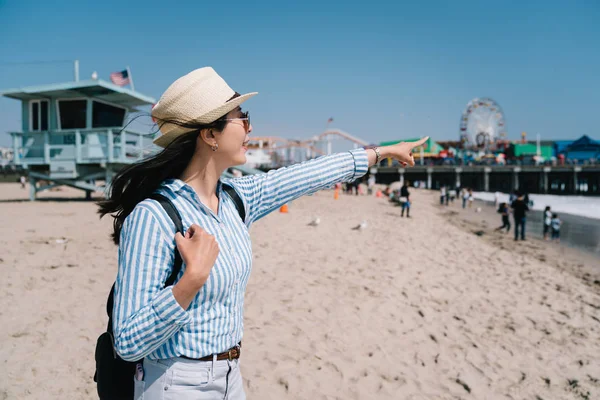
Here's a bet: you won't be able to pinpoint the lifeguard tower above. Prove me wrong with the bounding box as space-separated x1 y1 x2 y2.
1 79 156 200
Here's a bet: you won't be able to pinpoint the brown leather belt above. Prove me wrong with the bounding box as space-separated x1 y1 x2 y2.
181 343 241 362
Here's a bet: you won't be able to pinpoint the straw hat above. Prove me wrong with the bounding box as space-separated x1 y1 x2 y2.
151 67 257 147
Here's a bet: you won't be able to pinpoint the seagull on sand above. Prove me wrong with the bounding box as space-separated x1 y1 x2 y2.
308 216 321 226
352 220 368 231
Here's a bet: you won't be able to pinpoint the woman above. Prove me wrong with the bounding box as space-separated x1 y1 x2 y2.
467 188 474 208
400 181 411 217
461 187 469 209
98 67 427 399
439 185 446 205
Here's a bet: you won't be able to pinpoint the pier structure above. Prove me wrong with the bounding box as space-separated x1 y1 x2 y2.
370 165 600 195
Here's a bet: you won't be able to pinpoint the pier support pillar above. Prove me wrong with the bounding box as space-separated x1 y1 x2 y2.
573 166 581 194
455 168 462 189
542 167 550 194
512 167 521 191
426 168 433 189
398 168 405 187
483 167 491 192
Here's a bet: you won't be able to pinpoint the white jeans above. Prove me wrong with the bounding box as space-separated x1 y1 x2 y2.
135 356 245 400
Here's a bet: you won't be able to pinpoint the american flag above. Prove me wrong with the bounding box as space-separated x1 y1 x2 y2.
110 69 130 86
327 117 333 123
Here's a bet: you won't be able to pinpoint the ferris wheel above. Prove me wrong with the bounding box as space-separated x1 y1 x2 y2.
459 97 506 150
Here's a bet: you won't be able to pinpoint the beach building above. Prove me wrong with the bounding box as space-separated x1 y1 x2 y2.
1 79 157 200
557 135 599 163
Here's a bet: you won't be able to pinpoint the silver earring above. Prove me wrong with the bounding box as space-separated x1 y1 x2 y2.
211 143 219 151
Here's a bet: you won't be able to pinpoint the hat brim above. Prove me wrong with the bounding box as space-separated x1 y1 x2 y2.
153 91 258 148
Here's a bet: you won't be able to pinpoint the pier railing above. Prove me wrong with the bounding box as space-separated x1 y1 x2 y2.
371 164 600 195
10 128 155 166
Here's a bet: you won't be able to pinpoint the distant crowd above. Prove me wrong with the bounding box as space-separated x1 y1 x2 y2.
494 194 561 243
435 184 563 243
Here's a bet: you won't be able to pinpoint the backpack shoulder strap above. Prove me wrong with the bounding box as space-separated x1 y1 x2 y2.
106 194 184 332
223 183 246 223
148 193 184 287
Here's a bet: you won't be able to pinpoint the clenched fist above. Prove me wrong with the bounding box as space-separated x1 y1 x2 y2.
174 224 220 289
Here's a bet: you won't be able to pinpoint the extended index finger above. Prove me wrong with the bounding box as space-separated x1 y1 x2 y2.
410 136 429 148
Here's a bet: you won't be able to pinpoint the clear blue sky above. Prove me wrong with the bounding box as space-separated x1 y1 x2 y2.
0 0 598 147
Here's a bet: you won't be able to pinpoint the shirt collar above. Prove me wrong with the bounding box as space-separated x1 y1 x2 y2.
162 178 223 194
160 178 224 220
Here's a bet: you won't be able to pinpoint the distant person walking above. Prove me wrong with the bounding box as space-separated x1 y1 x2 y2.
543 206 552 240
524 192 532 208
551 213 562 243
367 174 376 195
448 188 456 204
495 202 511 233
467 189 474 208
440 185 447 205
511 192 529 241
400 182 411 218
20 175 26 189
462 188 469 209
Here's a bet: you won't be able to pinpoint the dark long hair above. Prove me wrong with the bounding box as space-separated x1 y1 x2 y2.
97 117 228 244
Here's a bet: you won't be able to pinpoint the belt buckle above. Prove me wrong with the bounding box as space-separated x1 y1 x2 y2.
228 345 240 361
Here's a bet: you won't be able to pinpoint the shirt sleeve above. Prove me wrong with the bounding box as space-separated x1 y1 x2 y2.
228 148 369 226
112 203 191 362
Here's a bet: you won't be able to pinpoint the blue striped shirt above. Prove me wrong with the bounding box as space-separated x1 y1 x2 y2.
112 148 369 361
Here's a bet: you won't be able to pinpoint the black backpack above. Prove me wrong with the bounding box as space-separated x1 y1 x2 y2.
94 185 245 400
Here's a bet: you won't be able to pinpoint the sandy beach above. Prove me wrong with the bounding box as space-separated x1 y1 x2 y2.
0 182 599 400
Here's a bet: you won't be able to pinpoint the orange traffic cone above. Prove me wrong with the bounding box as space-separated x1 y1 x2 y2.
279 204 288 213
334 189 339 200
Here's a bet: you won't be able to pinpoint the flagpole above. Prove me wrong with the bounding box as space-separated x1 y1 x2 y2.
74 59 79 82
324 117 332 155
126 66 135 91
536 133 541 165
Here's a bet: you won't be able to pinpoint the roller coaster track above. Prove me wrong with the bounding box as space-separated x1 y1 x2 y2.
312 129 370 147
249 129 369 156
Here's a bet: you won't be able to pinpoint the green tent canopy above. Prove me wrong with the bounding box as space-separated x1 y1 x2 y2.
512 144 553 158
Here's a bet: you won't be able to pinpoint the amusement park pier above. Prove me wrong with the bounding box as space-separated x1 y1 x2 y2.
370 164 600 195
